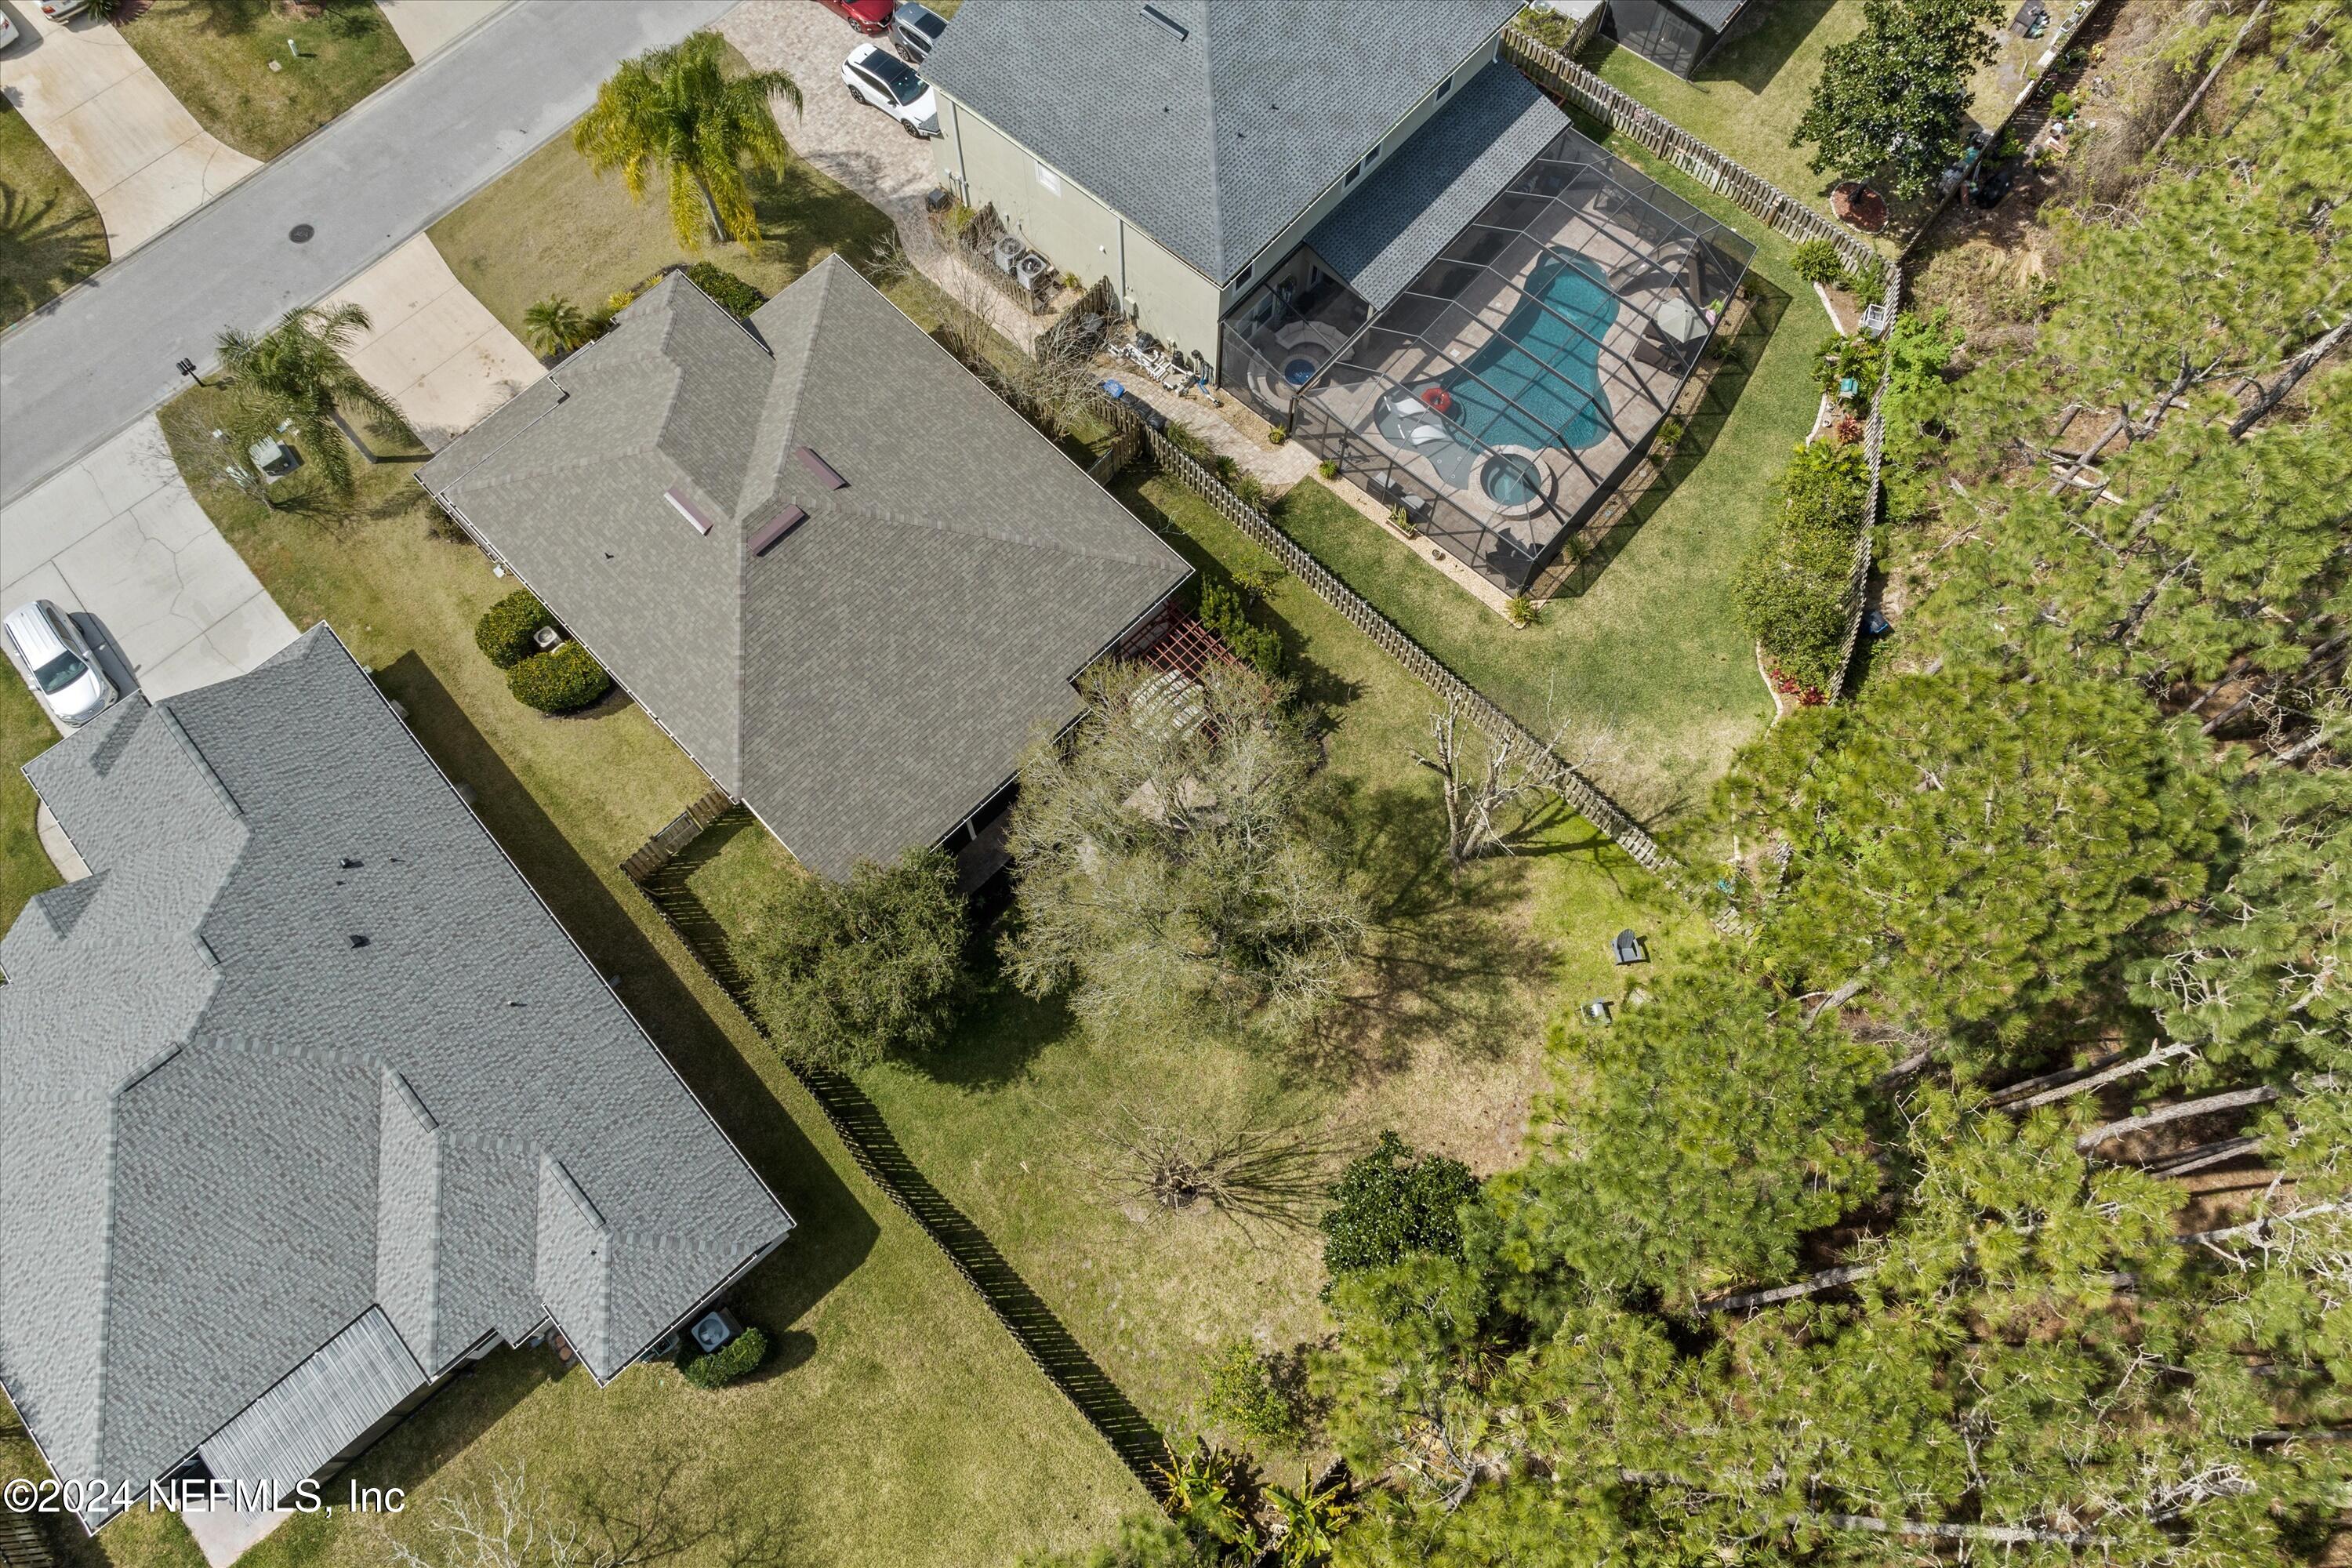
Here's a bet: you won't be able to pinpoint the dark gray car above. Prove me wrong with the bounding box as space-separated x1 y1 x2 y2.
891 2 946 61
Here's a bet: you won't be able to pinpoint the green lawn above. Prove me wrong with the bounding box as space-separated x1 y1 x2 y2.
118 0 412 162
0 673 62 939
122 391 1140 1568
1584 0 1867 217
1259 135 1820 820
0 100 108 329
430 108 907 350
665 470 1707 1466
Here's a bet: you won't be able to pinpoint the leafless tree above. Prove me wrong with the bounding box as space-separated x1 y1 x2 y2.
380 1454 788 1568
1412 695 1621 869
1083 1094 1349 1237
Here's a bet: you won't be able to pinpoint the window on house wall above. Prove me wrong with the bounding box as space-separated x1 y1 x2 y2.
1034 161 1061 195
1233 261 1254 288
1436 74 1453 98
1344 161 1362 185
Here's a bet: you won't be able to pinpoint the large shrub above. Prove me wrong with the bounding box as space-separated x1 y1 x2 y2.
475 590 551 669
1319 1131 1478 1283
1789 239 1847 285
680 1325 768 1389
1197 575 1285 681
1733 441 1871 691
684 262 767 318
1203 1340 1308 1446
742 848 972 1071
507 642 612 713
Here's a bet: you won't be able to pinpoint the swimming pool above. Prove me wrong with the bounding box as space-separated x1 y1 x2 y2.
1440 252 1615 452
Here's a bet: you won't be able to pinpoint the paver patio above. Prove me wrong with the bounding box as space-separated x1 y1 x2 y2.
715 0 1039 349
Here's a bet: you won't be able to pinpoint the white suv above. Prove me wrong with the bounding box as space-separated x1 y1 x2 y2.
842 42 938 138
3 600 118 729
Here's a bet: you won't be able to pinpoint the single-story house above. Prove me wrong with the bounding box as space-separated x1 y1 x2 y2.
419 256 1190 880
0 626 793 1532
921 0 1527 366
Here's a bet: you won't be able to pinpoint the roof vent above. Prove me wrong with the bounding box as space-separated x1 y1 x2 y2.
664 488 715 535
1142 3 1187 40
795 447 847 489
750 505 807 557
339 856 362 869
348 934 371 949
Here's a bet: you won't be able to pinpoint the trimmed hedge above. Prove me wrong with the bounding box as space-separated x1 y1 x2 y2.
681 1325 768 1390
1733 440 1871 693
508 642 612 714
684 263 766 319
475 590 550 670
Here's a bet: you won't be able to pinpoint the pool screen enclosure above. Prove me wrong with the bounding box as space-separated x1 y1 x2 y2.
1223 126 1755 593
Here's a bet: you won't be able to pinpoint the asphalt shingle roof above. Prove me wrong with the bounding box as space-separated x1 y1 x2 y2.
920 0 1526 283
0 627 789 1523
1306 60 1570 310
419 258 1190 878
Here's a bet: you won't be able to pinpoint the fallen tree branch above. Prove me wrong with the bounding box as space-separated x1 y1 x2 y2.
2077 1084 2284 1151
1695 1263 1878 1315
2151 0 2275 158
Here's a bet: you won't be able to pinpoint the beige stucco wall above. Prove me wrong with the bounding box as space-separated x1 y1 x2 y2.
933 101 1224 359
932 24 1508 365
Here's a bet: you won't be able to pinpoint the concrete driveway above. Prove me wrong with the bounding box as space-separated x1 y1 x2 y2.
0 1 262 254
326 234 543 448
375 0 511 62
0 418 297 702
716 0 1040 348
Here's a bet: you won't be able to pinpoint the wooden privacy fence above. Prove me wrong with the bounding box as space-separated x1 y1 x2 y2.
0 1507 53 1568
617 821 1171 1496
619 786 735 884
1502 28 1878 274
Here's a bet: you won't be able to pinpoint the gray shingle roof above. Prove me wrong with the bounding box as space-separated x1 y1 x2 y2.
920 0 1526 283
420 258 1189 878
0 627 789 1523
1306 61 1570 310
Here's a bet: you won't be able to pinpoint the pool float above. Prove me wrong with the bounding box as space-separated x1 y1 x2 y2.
1417 385 1453 415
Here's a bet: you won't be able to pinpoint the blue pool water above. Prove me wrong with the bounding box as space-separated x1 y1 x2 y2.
1441 252 1615 452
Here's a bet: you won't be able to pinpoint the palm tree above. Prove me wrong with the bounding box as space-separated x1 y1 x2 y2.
572 31 801 253
522 296 594 360
214 303 408 499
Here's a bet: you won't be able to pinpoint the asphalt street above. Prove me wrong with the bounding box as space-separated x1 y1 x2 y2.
0 0 738 510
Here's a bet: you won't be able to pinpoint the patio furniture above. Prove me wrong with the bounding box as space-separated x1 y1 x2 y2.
1610 929 1647 965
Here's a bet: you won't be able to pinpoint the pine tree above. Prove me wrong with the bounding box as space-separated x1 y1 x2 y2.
1721 668 2222 1058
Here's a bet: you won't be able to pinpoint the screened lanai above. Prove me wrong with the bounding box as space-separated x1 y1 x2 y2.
1224 125 1755 593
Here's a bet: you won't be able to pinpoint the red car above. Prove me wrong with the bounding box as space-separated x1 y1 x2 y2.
815 0 894 34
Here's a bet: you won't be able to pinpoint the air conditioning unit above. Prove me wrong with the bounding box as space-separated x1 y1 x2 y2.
1014 251 1052 290
990 234 1025 274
